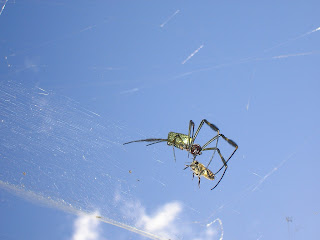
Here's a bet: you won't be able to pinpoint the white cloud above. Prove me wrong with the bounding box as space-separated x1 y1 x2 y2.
120 199 183 239
116 192 224 240
138 202 182 233
193 226 219 240
71 212 103 240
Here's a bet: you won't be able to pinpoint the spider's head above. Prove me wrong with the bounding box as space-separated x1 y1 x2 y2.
191 144 202 156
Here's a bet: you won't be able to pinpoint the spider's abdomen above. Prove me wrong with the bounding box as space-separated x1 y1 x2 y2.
167 132 191 150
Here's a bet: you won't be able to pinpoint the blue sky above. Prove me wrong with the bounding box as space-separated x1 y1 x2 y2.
0 1 320 239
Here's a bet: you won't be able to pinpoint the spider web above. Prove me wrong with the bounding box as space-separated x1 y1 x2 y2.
0 80 131 221
0 79 226 240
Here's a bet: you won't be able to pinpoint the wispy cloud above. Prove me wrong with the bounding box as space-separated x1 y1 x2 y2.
120 87 139 94
182 45 204 64
310 26 320 33
36 87 49 96
160 10 180 28
252 151 296 191
174 50 319 80
246 98 250 111
71 212 103 240
79 25 97 33
256 234 263 240
205 218 224 240
0 0 8 16
264 26 320 52
12 57 47 74
272 51 315 59
152 177 166 187
89 66 122 71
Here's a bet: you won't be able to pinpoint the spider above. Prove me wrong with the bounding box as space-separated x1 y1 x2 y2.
123 119 238 189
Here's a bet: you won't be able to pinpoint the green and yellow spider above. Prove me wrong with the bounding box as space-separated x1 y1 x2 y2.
123 119 238 190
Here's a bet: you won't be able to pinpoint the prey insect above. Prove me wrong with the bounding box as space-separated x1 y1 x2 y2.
184 160 215 188
123 119 238 190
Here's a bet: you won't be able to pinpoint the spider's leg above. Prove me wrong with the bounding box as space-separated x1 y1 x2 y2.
205 136 220 169
146 140 166 146
211 167 227 190
172 145 176 162
123 138 167 145
198 177 201 188
194 119 220 167
193 120 204 143
213 134 238 175
200 134 220 168
202 142 237 189
202 147 227 170
197 120 220 148
201 135 220 151
201 147 227 189
193 119 220 143
207 144 218 168
187 120 195 158
202 133 238 172
170 134 184 162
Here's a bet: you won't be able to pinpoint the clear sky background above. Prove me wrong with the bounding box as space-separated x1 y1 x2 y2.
0 1 320 240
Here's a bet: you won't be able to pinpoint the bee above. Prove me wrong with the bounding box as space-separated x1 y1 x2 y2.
184 160 215 187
